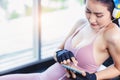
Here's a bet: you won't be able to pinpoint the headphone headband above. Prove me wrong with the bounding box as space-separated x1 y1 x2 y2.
113 0 120 19
113 0 120 9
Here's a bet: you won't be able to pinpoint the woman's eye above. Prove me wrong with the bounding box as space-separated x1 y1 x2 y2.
96 15 103 18
85 10 91 13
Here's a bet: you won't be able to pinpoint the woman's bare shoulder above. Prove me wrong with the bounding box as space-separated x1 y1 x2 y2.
104 23 120 43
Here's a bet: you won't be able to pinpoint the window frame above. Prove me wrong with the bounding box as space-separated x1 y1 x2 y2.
0 0 42 75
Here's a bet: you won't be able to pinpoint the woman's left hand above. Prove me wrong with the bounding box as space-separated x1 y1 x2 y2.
65 64 97 80
68 64 86 78
63 64 86 79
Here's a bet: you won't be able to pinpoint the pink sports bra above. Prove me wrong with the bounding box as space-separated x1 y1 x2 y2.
64 23 99 73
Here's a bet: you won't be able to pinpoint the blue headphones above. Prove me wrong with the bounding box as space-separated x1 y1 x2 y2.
112 0 120 19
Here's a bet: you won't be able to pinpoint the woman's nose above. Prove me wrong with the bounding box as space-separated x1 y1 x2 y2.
88 14 96 23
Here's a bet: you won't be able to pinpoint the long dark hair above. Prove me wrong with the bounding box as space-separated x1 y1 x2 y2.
97 0 119 26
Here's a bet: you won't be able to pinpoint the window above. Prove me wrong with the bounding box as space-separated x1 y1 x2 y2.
0 0 85 75
41 0 85 59
0 0 40 74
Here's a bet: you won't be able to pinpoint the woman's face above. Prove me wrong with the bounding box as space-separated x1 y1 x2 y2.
85 0 112 30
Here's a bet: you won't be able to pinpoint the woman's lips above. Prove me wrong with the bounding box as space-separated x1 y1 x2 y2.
91 23 98 27
91 23 97 26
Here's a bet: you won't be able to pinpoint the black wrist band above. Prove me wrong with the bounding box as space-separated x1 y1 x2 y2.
86 72 96 80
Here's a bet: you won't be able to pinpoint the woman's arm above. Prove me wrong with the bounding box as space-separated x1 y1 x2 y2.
96 65 120 79
96 23 120 80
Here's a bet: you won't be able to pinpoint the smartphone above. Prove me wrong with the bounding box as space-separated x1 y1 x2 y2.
62 64 82 75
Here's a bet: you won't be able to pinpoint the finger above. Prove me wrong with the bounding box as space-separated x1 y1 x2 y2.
68 51 74 57
65 69 71 78
57 55 62 63
65 53 72 64
71 57 78 65
70 64 86 76
60 61 63 64
66 51 73 59
66 59 71 64
81 71 86 77
63 60 67 64
65 52 70 59
61 54 66 62
70 70 76 79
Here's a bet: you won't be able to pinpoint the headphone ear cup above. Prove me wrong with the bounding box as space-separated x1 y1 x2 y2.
112 8 120 19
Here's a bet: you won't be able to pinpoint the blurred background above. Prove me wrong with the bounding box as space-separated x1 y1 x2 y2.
0 0 85 75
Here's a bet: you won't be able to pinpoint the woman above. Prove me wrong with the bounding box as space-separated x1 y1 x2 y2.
0 0 120 80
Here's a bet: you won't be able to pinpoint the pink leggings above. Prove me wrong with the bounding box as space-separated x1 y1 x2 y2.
0 63 66 80
0 73 41 80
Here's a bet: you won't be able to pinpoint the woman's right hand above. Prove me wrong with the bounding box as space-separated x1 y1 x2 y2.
56 49 78 65
65 64 86 79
